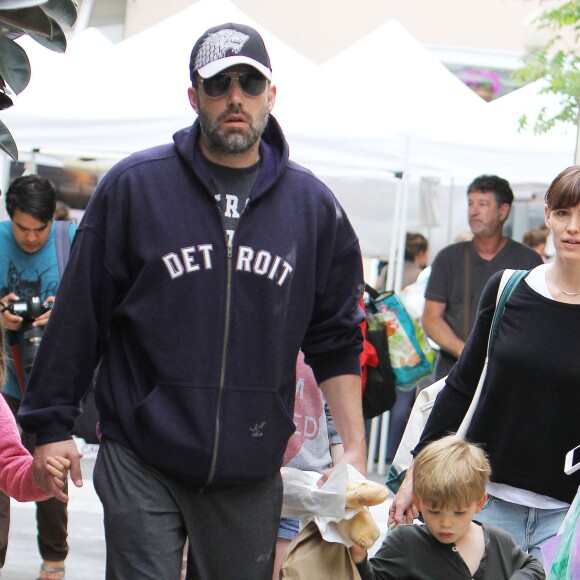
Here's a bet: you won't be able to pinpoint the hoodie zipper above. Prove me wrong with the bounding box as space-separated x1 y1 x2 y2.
206 204 234 486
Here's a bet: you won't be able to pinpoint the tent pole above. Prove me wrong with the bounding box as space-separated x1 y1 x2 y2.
385 174 403 291
74 0 95 36
376 412 391 475
367 417 379 474
368 172 402 473
446 177 456 245
393 135 412 293
394 173 409 293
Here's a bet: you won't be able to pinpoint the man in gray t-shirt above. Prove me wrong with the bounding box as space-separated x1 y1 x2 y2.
423 175 543 379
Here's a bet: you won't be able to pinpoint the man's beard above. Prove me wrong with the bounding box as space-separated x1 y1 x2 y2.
198 105 269 155
469 220 498 237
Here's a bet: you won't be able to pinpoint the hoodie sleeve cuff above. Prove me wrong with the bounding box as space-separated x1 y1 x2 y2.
307 349 362 385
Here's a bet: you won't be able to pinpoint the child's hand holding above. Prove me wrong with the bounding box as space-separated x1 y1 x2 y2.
349 544 368 564
45 456 71 491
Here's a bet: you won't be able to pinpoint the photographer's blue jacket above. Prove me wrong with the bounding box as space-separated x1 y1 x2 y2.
19 116 364 486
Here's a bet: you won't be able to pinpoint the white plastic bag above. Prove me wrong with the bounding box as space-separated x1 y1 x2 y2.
281 463 370 547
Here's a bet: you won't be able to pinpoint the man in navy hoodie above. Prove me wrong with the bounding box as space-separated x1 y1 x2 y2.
19 23 367 580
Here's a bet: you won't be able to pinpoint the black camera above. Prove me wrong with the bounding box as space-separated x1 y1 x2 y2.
6 297 53 372
6 297 53 322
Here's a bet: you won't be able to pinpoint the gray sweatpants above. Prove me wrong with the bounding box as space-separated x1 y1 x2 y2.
93 438 283 580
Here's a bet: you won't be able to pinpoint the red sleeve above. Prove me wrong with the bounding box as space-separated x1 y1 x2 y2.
359 299 378 394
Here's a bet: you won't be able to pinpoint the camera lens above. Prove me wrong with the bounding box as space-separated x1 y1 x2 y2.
22 325 44 372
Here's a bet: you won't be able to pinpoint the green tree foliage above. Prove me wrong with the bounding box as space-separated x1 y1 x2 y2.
0 0 78 160
514 1 580 134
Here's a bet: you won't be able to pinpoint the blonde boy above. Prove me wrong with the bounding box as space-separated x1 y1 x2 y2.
352 436 545 579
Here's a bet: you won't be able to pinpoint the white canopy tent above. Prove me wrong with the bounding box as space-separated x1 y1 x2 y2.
3 0 317 156
3 28 116 154
274 19 488 271
1 1 575 257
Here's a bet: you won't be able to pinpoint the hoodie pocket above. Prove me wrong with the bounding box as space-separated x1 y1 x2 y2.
128 383 217 482
212 387 296 485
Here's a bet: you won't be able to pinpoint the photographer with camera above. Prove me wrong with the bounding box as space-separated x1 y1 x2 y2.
0 174 76 580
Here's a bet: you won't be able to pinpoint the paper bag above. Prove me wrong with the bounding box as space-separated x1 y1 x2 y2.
280 521 361 580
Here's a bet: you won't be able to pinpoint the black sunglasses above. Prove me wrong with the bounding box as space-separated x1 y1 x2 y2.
200 72 268 98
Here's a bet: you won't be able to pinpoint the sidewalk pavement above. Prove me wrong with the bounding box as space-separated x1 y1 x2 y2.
3 455 105 580
1 452 392 579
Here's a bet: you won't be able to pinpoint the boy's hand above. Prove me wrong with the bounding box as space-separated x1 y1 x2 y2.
46 456 71 491
349 544 368 564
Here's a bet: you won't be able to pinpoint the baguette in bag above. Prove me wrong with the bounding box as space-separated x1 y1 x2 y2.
336 508 380 549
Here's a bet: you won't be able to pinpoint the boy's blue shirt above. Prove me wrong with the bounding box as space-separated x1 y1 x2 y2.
0 220 77 399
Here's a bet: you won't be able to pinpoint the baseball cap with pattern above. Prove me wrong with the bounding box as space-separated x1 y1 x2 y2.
190 23 272 81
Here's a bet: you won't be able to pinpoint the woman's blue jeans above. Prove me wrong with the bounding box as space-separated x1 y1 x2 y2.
476 494 568 565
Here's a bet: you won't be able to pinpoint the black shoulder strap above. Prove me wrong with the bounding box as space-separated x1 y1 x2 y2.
55 220 72 278
365 282 379 301
462 242 472 340
364 282 395 315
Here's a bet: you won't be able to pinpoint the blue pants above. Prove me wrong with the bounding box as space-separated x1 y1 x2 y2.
94 438 282 580
476 494 568 565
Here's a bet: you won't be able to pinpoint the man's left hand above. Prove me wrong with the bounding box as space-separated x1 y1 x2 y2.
32 440 83 502
318 449 367 487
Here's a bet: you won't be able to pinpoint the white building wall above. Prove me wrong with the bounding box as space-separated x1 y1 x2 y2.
123 0 552 62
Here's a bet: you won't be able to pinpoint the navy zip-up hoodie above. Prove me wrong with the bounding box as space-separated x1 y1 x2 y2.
19 116 365 487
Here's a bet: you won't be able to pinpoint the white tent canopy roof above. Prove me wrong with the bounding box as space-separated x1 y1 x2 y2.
1 2 576 255
4 0 319 156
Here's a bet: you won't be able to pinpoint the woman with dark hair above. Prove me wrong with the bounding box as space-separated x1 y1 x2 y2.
374 232 428 292
389 165 580 565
